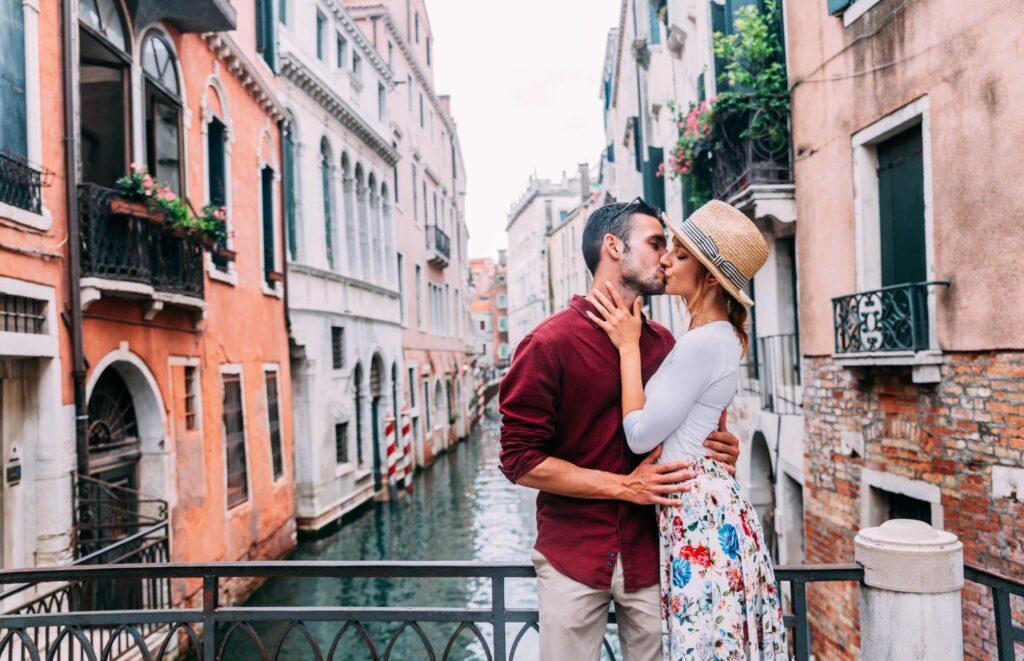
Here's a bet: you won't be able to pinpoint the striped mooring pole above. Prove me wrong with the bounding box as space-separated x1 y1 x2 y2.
399 406 413 491
384 412 398 501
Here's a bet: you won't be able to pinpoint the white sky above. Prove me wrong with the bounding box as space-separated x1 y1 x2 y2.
427 0 621 261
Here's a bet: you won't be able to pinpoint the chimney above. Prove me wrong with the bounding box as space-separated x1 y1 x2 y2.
578 162 590 202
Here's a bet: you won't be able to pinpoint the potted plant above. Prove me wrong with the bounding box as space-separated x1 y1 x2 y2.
198 204 229 249
113 164 162 222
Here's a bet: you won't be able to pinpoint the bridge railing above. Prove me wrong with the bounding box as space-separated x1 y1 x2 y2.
0 561 864 660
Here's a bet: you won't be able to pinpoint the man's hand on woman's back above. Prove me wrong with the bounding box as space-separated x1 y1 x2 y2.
705 410 741 474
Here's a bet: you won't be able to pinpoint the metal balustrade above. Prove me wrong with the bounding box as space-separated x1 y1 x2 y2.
832 281 950 354
712 106 793 202
0 561 865 660
0 151 51 215
426 224 451 268
964 565 1024 660
78 184 205 301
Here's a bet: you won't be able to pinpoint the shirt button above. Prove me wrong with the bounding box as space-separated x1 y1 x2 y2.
608 551 615 557
606 560 613 567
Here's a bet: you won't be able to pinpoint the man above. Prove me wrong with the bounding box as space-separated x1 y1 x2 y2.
498 198 742 659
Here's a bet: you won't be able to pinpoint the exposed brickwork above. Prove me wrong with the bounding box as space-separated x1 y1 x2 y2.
802 352 1024 660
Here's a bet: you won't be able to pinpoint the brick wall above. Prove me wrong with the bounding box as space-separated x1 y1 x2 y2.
802 352 1024 660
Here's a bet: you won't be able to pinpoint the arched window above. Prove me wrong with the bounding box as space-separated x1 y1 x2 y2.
320 139 335 270
141 32 183 194
341 153 356 272
78 0 130 187
368 173 380 282
282 115 299 261
381 183 394 287
355 164 369 278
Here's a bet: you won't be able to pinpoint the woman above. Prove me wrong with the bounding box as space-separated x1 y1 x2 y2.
587 199 787 660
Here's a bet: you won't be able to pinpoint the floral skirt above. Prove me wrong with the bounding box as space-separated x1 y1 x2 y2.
657 458 787 660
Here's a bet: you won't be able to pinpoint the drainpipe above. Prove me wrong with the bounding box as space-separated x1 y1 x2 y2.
277 119 291 336
61 0 89 479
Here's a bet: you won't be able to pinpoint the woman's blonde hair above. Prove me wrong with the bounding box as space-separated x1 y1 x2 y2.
682 257 750 356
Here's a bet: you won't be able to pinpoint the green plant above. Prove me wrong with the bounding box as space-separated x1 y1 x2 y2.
114 163 156 201
198 204 229 243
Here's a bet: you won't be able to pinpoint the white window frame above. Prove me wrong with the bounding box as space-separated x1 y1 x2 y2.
202 81 237 286
860 467 943 531
258 158 284 298
219 363 251 512
262 362 286 483
333 417 354 477
841 0 886 27
849 96 939 362
168 355 203 440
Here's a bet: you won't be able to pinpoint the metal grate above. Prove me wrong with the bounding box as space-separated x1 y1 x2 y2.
184 366 197 431
265 371 283 480
334 421 349 465
222 374 249 507
0 293 46 334
0 151 51 215
331 326 344 369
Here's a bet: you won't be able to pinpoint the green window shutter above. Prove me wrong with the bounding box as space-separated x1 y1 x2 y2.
643 147 666 212
696 72 706 102
631 116 642 172
828 0 853 15
877 124 926 287
647 0 661 45
710 2 729 92
0 0 27 157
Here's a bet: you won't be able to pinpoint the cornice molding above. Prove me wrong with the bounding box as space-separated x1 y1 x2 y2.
201 33 285 121
280 52 399 166
323 0 393 83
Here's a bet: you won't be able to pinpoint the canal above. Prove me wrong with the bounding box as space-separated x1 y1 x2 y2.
232 410 620 660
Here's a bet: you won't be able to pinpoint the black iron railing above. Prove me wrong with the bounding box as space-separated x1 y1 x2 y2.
757 333 801 415
0 151 52 215
712 107 792 202
738 354 759 396
965 564 1024 660
73 472 169 557
0 561 862 660
427 224 451 261
832 281 950 354
78 184 205 300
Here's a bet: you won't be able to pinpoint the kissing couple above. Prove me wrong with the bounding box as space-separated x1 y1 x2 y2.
499 198 787 659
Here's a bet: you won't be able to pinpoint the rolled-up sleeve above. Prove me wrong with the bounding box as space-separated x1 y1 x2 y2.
498 334 561 483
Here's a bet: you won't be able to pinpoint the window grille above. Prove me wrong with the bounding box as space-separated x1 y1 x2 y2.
265 370 283 480
184 366 197 430
222 373 249 507
0 293 46 334
335 422 349 464
331 326 344 369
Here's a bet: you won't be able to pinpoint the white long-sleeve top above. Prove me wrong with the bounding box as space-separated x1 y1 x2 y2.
622 321 741 463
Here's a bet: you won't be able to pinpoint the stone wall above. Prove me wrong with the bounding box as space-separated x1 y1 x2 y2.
801 352 1024 660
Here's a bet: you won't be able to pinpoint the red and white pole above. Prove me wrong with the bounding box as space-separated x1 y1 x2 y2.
400 406 413 491
384 412 398 500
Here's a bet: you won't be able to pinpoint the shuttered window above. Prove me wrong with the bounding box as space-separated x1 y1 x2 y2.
265 370 283 480
222 373 249 507
0 0 27 158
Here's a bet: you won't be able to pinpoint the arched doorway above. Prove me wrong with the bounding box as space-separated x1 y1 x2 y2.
749 432 777 561
369 355 384 492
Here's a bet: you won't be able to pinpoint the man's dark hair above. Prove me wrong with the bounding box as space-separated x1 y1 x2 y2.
580 198 661 275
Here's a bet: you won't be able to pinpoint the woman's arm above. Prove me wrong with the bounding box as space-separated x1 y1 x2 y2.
585 284 646 416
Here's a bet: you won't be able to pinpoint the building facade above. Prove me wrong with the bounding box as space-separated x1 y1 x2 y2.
469 257 496 372
505 173 580 350
346 0 474 469
546 165 597 313
786 0 1024 658
278 0 403 532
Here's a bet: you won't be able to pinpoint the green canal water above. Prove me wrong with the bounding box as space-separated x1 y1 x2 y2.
224 411 584 660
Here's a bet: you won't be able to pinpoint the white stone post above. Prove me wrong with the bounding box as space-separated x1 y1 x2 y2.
855 519 964 660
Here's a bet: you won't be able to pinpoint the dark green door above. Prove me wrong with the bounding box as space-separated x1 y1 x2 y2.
877 125 926 287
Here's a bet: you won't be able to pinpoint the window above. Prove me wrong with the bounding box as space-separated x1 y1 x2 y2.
142 33 183 195
414 12 420 43
1 0 27 161
415 264 424 329
320 140 335 269
315 10 325 60
265 369 283 480
282 119 298 260
387 41 393 69
255 0 276 67
407 75 413 111
334 422 349 464
222 372 249 507
498 343 510 360
496 294 507 309
378 82 387 122
278 0 286 24
422 379 430 427
426 36 432 66
411 165 418 222
351 54 361 80
397 253 405 324
184 365 197 430
336 34 347 69
407 367 416 407
430 110 434 141
419 94 424 128
861 468 942 529
207 116 230 271
877 125 926 287
647 0 661 45
331 326 344 369
444 284 450 335
497 316 508 332
261 165 276 286
78 0 130 187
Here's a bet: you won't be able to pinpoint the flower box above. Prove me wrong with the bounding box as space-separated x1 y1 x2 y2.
110 198 162 223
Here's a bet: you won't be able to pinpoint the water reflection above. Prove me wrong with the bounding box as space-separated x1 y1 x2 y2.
234 412 545 660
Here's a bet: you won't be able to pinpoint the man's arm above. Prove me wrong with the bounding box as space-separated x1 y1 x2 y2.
498 334 696 505
705 410 741 473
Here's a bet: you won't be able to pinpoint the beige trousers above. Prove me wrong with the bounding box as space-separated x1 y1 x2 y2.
532 549 662 661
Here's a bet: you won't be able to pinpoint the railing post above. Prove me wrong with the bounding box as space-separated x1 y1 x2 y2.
491 576 506 661
855 520 963 660
202 575 218 660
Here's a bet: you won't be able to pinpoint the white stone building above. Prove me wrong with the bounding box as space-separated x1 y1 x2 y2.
278 0 404 531
505 173 580 351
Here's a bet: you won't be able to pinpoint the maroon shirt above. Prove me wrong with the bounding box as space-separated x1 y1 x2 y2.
499 295 675 592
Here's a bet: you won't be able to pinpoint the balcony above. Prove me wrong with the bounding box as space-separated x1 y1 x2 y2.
712 107 795 223
0 151 52 217
78 185 205 317
426 224 451 269
755 333 802 415
832 281 950 381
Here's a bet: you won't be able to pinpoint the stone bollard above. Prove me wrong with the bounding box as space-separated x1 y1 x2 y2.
854 519 964 660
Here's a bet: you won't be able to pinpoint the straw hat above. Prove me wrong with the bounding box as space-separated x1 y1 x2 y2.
666 200 768 307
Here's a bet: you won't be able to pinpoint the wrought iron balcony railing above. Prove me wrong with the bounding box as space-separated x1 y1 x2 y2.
0 561 863 660
78 184 205 301
426 224 451 268
712 106 793 202
832 281 950 354
756 333 802 415
0 151 53 215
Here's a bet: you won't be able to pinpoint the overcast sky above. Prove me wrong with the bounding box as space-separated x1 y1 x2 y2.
427 0 621 261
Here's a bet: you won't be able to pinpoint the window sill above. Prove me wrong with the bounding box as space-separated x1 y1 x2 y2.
335 463 355 478
0 201 51 231
842 0 885 26
261 281 283 298
834 349 943 384
354 468 372 481
207 255 238 286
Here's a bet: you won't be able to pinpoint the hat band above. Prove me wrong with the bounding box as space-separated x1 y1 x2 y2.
678 220 749 290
